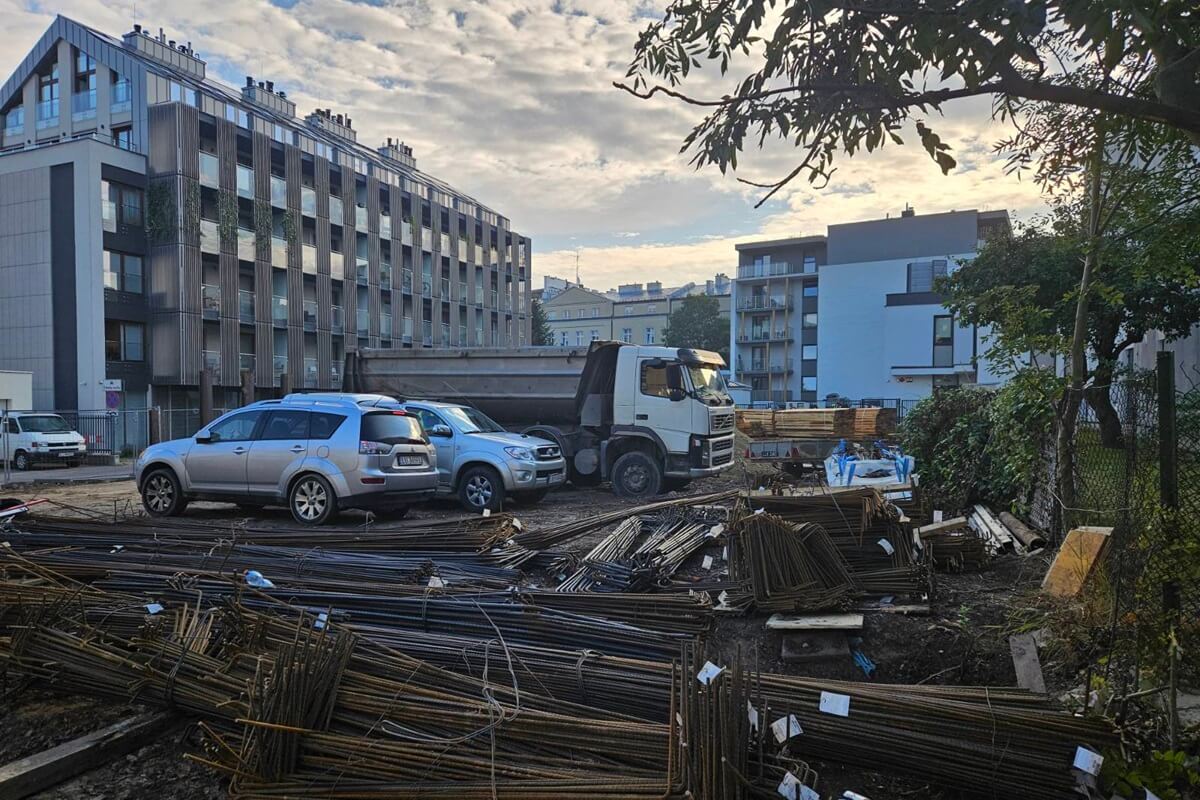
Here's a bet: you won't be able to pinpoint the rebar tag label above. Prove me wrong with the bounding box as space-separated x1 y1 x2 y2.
819 691 850 717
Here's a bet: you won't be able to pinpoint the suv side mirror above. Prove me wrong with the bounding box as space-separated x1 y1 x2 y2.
429 424 453 438
195 433 213 444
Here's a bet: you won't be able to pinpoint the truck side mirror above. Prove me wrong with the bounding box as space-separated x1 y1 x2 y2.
666 365 686 401
429 424 453 438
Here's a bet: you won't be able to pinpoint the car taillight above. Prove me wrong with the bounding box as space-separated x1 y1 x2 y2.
360 441 391 455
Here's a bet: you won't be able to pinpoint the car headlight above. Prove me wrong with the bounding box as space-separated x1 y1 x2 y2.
504 446 534 460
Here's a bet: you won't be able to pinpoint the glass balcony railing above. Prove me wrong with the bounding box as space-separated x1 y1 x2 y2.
272 296 288 327
475 328 485 346
475 286 484 307
381 313 393 338
111 79 131 112
355 205 367 229
459 325 467 345
379 215 392 240
3 108 24 136
330 363 342 388
238 290 254 324
236 164 254 199
421 228 433 250
402 317 413 342
400 224 413 246
440 233 451 253
303 358 318 388
356 308 369 336
440 323 451 344
458 282 468 303
202 350 221 373
303 300 317 331
475 245 484 265
35 98 58 129
737 261 796 279
329 196 343 224
422 320 433 346
71 89 96 120
101 199 116 233
201 284 220 318
302 244 317 274
300 186 316 217
356 258 368 285
331 305 344 334
490 290 499 309
238 228 255 261
440 278 450 299
401 268 413 293
272 237 288 268
239 353 255 373
380 265 392 290
330 250 344 281
200 219 219 253
270 175 286 208
421 277 432 296
199 151 219 188
273 355 287 380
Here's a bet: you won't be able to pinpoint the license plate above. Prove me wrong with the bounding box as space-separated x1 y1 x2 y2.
396 455 424 466
58 452 73 458
549 471 564 483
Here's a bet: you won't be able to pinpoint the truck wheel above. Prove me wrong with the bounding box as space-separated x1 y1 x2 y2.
459 465 505 512
662 477 692 493
512 488 549 506
289 473 339 525
13 450 30 471
612 452 662 499
141 468 189 517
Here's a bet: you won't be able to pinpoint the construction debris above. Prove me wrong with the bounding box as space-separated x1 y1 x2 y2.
998 511 1048 551
765 613 864 631
1042 526 1113 598
726 512 855 612
969 504 1017 552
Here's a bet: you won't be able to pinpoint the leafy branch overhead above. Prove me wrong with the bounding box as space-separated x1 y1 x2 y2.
618 0 1200 203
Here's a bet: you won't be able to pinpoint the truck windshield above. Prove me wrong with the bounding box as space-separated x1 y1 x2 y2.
443 406 506 434
687 366 733 406
17 415 73 433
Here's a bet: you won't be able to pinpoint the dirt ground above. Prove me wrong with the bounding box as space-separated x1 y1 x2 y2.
1 469 1055 800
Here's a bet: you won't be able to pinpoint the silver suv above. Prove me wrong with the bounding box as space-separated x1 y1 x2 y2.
134 394 437 524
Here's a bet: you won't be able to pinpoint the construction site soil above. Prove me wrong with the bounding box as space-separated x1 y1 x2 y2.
1 471 1061 800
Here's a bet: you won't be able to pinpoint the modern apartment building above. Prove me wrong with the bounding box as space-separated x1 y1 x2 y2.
543 275 731 348
730 208 1010 405
0 16 531 418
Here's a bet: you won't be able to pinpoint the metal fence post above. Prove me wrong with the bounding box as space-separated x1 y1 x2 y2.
1 409 9 486
1157 351 1178 508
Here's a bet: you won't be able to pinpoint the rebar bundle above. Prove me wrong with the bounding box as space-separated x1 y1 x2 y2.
726 513 854 612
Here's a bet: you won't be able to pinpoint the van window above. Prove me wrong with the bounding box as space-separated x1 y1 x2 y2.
16 415 72 433
309 412 346 440
360 411 425 444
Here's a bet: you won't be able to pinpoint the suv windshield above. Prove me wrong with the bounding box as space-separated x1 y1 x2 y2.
687 365 733 406
360 412 426 444
441 406 506 434
18 415 73 433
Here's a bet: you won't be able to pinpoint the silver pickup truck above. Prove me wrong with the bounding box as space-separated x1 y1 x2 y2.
401 400 567 512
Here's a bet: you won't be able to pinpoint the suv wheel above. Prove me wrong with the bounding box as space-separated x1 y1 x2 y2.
141 468 188 517
612 451 663 499
290 474 338 525
13 450 30 471
459 465 505 513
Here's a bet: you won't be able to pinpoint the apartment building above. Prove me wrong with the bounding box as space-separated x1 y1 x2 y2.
730 208 1010 405
543 276 731 348
0 16 530 418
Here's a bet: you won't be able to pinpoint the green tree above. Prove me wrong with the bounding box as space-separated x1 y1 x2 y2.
531 298 554 346
664 295 729 359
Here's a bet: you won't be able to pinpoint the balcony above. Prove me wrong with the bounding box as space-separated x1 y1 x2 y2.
71 89 96 121
458 282 468 304
329 196 343 224
400 223 413 246
236 164 254 199
459 324 467 345
199 151 219 188
330 250 344 281
737 261 799 279
421 228 432 251
356 308 369 336
380 214 392 240
474 328 485 346
330 363 342 388
273 355 287 381
303 358 318 388
440 278 450 299
200 219 220 253
201 284 221 319
737 295 791 311
402 316 413 343
490 290 499 309
331 305 344 334
381 265 393 291
300 186 316 217
302 244 317 274
474 286 484 307
440 323 451 344
750 389 793 404
272 237 288 268
272 296 288 327
303 300 317 332
202 350 221 373
238 290 255 324
401 268 413 293
239 353 255 373
355 205 367 229
475 244 484 265
270 175 287 208
381 314 393 338
111 79 131 112
356 258 369 285
736 328 793 343
458 238 469 261
35 98 58 130
440 232 451 253
3 108 24 136
238 228 255 262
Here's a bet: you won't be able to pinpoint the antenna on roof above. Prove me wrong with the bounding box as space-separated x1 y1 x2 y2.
574 250 581 286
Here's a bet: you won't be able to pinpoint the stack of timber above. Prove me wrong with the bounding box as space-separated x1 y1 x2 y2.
735 407 854 438
917 516 989 571
849 406 898 438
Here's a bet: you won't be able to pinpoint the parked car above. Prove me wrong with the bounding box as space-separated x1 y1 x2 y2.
134 394 437 524
401 400 566 512
1 412 87 470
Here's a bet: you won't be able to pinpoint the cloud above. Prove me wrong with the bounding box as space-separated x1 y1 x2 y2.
0 0 1049 286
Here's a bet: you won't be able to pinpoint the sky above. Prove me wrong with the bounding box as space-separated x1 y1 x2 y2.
3 0 1050 291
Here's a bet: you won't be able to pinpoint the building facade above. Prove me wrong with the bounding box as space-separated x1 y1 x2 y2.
543 276 731 349
0 16 531 419
730 208 1010 405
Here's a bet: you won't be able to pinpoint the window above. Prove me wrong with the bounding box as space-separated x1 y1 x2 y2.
260 410 309 440
112 126 132 150
802 345 817 361
624 306 633 315
640 360 674 398
802 376 817 392
103 251 142 293
933 314 954 367
560 331 568 346
803 256 817 274
590 329 599 341
575 330 583 346
802 285 818 297
802 312 818 329
646 305 656 314
102 181 142 228
408 408 447 436
591 307 599 317
644 327 655 344
74 51 96 93
621 327 632 343
546 311 555 320
309 413 346 440
104 320 143 361
907 259 949 293
206 411 263 443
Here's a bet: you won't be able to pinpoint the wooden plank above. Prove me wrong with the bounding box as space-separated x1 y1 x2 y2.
766 613 864 631
854 603 931 616
0 712 174 800
1009 633 1047 693
916 516 969 537
1041 526 1112 598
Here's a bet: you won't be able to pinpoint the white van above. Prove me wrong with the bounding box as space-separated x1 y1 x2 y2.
1 413 87 470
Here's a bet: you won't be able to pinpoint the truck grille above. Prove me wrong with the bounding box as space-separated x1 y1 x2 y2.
535 445 561 460
711 437 734 453
711 413 734 433
712 451 733 467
